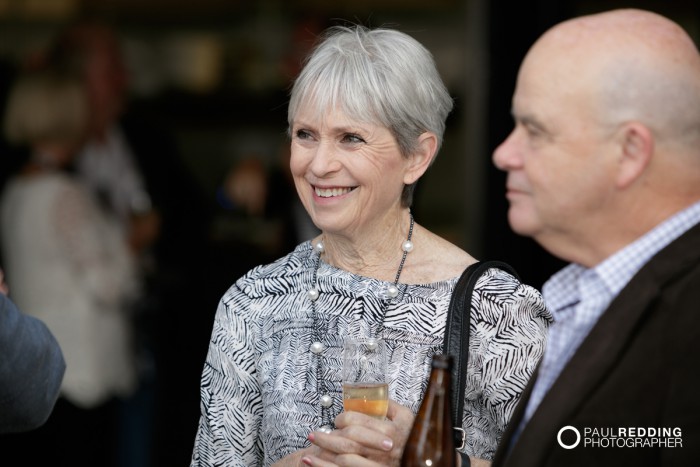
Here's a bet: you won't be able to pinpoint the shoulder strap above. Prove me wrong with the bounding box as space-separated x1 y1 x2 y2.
443 260 520 447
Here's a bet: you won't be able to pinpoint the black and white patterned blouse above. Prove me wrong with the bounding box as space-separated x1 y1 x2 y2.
191 242 552 466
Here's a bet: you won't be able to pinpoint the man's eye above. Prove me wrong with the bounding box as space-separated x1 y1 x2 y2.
524 124 541 137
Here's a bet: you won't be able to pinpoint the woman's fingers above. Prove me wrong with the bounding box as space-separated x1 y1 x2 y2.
302 451 382 467
307 400 417 466
309 426 391 457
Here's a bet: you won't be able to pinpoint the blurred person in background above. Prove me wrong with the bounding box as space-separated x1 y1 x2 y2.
0 69 138 466
44 19 214 466
216 148 320 259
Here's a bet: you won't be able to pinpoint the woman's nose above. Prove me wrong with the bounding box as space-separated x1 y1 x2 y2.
309 141 341 175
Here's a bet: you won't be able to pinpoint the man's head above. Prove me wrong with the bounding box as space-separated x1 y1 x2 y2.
493 9 700 267
46 21 128 139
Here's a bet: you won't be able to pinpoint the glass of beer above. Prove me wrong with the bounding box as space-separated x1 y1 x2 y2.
342 337 389 419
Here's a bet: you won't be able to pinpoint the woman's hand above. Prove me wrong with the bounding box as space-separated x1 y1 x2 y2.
302 399 415 466
271 446 321 467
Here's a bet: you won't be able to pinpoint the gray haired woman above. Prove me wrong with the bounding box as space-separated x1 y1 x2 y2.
191 25 551 467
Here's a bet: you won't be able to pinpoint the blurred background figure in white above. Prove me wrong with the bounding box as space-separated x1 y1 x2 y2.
0 68 139 467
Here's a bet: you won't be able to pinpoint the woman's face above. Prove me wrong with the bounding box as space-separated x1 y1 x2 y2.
290 105 413 239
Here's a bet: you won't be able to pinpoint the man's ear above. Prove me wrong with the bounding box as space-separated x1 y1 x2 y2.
404 132 438 185
616 122 654 189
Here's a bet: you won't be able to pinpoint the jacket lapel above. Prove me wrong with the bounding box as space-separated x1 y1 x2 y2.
498 222 700 467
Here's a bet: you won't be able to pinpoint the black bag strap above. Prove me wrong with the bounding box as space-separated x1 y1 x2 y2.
443 260 520 448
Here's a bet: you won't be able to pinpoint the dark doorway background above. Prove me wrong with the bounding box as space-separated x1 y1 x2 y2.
484 0 574 288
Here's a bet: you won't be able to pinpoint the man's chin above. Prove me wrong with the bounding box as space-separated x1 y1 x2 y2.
507 211 539 239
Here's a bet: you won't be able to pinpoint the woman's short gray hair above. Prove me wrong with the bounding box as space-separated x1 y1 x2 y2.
287 25 453 207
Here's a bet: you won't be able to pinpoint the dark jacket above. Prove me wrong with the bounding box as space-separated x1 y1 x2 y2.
0 293 65 433
493 221 700 467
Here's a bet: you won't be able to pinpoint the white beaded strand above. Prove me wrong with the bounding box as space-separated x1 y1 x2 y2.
307 212 414 430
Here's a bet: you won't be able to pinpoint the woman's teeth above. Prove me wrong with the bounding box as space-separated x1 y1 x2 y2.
315 187 353 198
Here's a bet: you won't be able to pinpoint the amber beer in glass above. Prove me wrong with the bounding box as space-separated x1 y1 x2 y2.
342 337 389 419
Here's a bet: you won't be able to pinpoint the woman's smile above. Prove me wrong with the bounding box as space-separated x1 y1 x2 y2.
313 186 357 198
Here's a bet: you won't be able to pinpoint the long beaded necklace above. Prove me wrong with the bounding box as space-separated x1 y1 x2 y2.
307 212 415 431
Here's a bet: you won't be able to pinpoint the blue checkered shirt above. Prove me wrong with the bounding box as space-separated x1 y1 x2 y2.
514 200 700 440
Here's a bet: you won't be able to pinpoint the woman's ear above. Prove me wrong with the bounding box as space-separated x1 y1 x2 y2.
616 122 654 189
403 132 438 185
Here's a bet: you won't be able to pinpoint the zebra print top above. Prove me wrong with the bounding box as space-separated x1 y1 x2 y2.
191 241 552 466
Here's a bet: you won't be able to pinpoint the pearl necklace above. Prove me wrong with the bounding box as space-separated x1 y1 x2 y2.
307 213 415 431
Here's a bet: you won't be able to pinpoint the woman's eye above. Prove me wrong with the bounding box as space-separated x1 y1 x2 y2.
342 133 365 144
295 129 312 140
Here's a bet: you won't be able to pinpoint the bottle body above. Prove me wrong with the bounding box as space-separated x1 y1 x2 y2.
401 354 457 467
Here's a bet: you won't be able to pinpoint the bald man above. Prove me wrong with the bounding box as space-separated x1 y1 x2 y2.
491 9 700 467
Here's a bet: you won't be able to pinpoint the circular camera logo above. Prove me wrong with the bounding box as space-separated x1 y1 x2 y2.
557 426 581 449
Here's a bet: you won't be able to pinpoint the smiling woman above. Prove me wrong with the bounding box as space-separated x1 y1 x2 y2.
289 105 421 238
190 24 552 467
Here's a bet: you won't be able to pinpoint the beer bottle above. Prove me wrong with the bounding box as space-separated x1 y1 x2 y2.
400 354 457 467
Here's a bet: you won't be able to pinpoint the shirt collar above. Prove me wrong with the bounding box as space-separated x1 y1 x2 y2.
543 200 700 316
596 200 700 297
